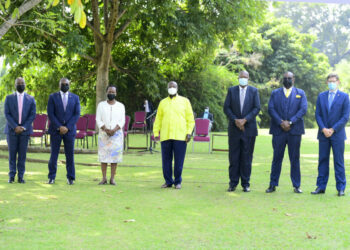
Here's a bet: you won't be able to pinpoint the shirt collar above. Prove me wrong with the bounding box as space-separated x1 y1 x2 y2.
60 91 69 95
239 86 247 91
16 91 24 96
329 89 338 94
283 87 293 92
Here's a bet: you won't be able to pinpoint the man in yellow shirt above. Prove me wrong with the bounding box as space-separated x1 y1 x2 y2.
153 81 195 189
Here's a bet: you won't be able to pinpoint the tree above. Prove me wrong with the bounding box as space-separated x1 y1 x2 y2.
0 0 268 110
274 2 350 66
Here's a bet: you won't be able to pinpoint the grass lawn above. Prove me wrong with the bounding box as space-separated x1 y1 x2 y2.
1 129 350 249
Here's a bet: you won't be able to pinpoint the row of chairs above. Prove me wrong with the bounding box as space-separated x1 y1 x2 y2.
30 112 211 152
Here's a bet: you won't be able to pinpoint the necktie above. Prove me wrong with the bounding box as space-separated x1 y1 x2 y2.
285 88 291 98
328 92 335 110
240 88 245 113
18 94 23 124
63 94 67 111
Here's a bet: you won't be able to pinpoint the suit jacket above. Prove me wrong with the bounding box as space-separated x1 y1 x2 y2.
47 92 81 136
268 87 307 136
224 85 260 137
315 90 350 141
4 93 36 135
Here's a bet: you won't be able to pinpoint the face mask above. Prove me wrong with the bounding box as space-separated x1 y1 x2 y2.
168 87 177 96
16 85 25 93
283 78 293 89
239 78 248 86
328 82 337 91
107 93 116 101
61 84 69 93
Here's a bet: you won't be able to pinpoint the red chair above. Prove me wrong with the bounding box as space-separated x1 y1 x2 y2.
30 114 48 147
75 116 88 148
124 115 131 150
131 111 147 133
192 118 211 153
84 114 97 147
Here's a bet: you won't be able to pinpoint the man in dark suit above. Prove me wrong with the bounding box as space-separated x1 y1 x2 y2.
312 73 350 196
266 72 307 194
4 77 36 183
47 78 80 185
224 70 260 192
142 99 154 132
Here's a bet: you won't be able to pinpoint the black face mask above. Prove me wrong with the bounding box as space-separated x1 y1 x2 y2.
16 85 25 93
283 78 293 89
61 84 69 93
107 94 116 101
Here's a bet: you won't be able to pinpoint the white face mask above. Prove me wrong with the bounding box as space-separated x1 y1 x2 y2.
168 87 177 95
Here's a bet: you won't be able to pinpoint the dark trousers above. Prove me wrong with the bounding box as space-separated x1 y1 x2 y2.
146 112 152 131
161 140 187 185
228 134 256 188
270 133 301 188
317 138 346 191
48 133 76 180
7 134 30 179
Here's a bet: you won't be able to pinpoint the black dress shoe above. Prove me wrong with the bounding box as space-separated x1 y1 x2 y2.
8 177 15 183
243 187 251 192
161 183 172 188
227 186 236 192
294 187 302 193
338 190 345 196
47 179 55 184
266 186 276 193
311 188 325 195
18 178 25 184
67 178 74 185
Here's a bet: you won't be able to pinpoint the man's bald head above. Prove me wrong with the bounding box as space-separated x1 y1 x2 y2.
239 71 249 79
168 81 178 89
15 77 25 86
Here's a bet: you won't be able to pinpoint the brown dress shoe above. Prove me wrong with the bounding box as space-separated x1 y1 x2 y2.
175 184 182 189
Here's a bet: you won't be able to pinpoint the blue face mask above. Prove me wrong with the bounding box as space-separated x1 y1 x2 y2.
328 82 337 91
239 78 248 86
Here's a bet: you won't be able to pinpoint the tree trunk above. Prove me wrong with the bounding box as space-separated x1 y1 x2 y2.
0 0 42 39
96 41 113 107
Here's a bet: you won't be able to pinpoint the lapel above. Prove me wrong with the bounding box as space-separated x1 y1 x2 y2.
287 87 296 110
323 91 330 114
241 86 250 115
330 90 341 111
21 93 28 119
13 93 19 119
234 86 240 109
56 92 65 111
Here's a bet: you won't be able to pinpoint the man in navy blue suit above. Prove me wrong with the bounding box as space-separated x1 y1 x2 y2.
47 78 80 185
4 77 36 183
312 73 350 196
224 71 261 192
266 72 308 194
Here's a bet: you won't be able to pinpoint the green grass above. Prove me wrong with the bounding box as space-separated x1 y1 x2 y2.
1 130 350 249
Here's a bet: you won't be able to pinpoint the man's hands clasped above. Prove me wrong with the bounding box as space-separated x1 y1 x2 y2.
235 119 247 131
280 120 291 132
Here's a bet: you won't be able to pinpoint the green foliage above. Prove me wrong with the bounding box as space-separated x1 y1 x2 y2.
274 2 350 67
335 59 350 92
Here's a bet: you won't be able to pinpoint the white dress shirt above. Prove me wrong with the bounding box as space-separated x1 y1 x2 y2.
60 91 69 107
283 87 293 96
96 100 125 131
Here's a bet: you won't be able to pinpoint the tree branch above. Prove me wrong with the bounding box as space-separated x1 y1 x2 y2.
103 0 109 32
106 0 120 41
0 0 43 39
86 21 104 41
113 13 136 42
110 58 137 82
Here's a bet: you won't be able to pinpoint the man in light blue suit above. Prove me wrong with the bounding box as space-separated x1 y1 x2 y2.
47 78 80 185
4 77 36 183
312 73 350 196
266 72 308 194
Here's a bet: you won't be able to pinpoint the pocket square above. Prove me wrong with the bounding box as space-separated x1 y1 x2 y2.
296 95 301 98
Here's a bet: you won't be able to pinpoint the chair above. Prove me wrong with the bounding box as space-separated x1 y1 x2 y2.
123 115 131 150
192 118 211 153
131 111 147 133
30 114 48 147
75 116 88 148
84 114 97 147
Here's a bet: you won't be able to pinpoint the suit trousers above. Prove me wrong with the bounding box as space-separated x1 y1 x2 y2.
48 133 76 180
7 134 30 179
161 140 187 185
270 133 301 188
228 134 256 188
316 138 346 191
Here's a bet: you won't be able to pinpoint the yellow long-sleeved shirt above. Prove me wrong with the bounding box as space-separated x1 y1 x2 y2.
153 95 195 142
